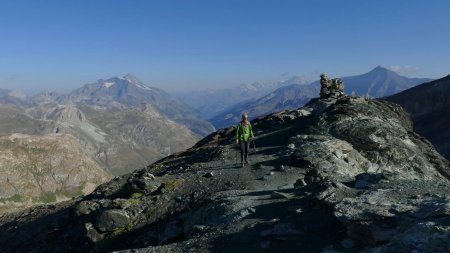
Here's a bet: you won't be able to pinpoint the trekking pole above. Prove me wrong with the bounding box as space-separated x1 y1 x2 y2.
235 144 238 166
252 138 256 153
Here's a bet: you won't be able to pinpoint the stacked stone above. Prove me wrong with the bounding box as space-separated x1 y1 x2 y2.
320 73 344 98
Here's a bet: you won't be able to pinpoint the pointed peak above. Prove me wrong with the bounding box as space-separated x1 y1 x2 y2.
123 74 140 84
373 65 389 71
367 65 397 76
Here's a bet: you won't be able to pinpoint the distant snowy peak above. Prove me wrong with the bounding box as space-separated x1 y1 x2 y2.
134 82 152 91
64 74 215 136
123 73 140 84
280 75 310 86
101 74 153 91
123 74 152 90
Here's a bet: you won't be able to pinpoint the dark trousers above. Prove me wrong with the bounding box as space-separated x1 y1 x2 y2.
239 140 250 163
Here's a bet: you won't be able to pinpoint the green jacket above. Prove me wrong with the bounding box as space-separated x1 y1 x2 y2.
236 121 254 142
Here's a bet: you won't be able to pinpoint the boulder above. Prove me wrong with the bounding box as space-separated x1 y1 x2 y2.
95 209 131 232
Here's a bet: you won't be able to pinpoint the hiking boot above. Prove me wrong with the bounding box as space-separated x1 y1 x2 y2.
245 160 249 164
241 163 244 168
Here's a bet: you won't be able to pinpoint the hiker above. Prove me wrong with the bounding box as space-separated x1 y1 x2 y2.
236 113 255 167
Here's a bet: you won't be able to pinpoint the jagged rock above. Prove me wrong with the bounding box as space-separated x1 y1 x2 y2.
294 178 307 188
95 209 131 232
130 177 161 194
203 172 214 178
142 172 155 180
84 222 104 243
74 200 101 217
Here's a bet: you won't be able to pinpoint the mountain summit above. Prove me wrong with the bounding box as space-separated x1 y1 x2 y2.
342 66 432 97
65 75 215 136
1 94 448 252
66 75 163 107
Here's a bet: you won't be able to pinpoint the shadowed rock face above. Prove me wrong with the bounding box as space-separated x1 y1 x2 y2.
0 96 449 252
384 75 450 161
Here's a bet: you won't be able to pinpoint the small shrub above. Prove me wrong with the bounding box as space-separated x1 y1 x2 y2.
162 178 183 191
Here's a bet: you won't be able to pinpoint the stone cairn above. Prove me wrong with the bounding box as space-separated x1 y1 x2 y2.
320 73 344 98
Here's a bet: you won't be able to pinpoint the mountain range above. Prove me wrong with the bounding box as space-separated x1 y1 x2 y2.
0 75 213 212
0 75 212 175
209 66 432 128
176 76 310 119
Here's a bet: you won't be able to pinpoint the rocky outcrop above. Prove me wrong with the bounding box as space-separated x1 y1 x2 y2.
0 96 448 252
0 133 111 213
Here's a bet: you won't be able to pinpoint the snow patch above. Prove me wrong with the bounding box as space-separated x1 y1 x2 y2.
103 82 115 88
134 83 152 91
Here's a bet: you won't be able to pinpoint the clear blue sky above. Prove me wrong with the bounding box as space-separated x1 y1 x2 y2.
1 0 449 94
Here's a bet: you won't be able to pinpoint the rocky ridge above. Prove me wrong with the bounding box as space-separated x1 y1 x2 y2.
0 95 449 252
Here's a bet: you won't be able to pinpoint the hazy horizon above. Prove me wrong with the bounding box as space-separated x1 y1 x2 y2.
1 0 449 95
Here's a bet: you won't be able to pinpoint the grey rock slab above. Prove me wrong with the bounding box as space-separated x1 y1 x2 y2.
95 209 131 232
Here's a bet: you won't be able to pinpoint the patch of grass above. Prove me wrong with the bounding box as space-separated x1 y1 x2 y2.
61 185 85 198
37 192 57 203
130 192 143 199
29 146 46 154
127 192 143 205
162 178 183 191
0 194 25 203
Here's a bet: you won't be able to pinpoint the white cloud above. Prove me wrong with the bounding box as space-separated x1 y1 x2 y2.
388 65 420 76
